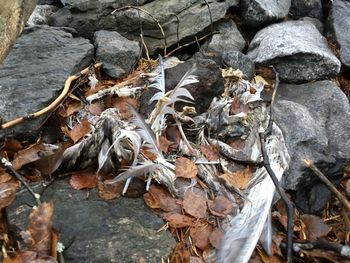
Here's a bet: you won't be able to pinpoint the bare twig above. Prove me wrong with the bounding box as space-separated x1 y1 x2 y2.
0 63 102 130
165 33 213 57
259 67 294 262
202 0 213 36
291 238 350 259
0 157 41 206
112 6 167 56
304 159 350 211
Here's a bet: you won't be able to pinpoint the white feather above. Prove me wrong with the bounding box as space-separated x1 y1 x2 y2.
218 123 290 263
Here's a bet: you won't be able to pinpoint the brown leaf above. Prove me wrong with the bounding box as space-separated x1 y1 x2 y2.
2 138 22 153
98 180 123 200
70 170 98 190
207 196 233 217
189 256 205 263
257 248 283 263
183 190 207 219
175 157 198 179
34 143 68 177
12 142 62 171
165 125 181 146
190 223 213 250
199 144 220 161
20 202 54 256
112 97 139 119
88 101 105 116
209 229 224 249
219 167 253 190
0 182 18 209
158 135 174 153
230 97 250 115
0 167 13 184
170 241 191 263
163 213 194 228
144 185 182 213
66 119 91 143
301 214 331 240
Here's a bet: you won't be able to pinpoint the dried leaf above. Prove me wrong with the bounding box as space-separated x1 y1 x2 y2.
112 97 139 119
183 190 207 219
158 135 174 153
165 125 181 146
20 202 54 256
144 185 181 213
58 100 82 117
67 119 91 143
207 196 233 217
175 157 198 179
257 248 283 263
202 248 216 263
219 167 253 190
189 256 205 263
2 138 22 153
0 182 18 209
70 170 98 190
301 214 331 240
163 213 194 228
0 167 13 184
199 144 220 161
12 143 56 170
209 229 224 249
88 101 105 116
170 241 191 263
190 223 213 250
230 97 250 115
98 179 123 200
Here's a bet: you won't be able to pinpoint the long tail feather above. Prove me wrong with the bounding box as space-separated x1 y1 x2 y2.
218 123 290 263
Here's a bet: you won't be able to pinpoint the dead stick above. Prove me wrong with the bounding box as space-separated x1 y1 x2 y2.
0 157 41 206
0 63 102 130
304 159 350 211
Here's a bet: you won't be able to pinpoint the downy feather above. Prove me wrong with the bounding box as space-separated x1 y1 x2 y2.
105 161 162 184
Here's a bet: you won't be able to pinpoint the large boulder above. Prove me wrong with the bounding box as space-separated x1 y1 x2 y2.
327 0 350 67
205 19 246 54
274 80 350 213
247 20 341 83
94 30 140 78
289 0 324 20
240 0 291 27
0 26 94 139
49 0 239 54
8 178 176 262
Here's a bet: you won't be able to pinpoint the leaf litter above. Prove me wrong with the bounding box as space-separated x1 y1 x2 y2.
0 57 349 263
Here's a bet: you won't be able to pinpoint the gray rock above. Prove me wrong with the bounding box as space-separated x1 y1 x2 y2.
274 81 350 213
8 178 176 262
289 0 324 20
206 19 246 54
49 0 239 54
222 51 255 80
247 20 341 83
299 17 324 33
240 0 291 27
327 0 350 67
0 26 94 139
94 30 140 78
27 5 59 26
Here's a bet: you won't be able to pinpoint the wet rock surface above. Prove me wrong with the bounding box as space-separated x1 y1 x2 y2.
0 26 94 140
275 80 350 213
247 20 341 82
8 178 176 262
327 0 350 67
240 0 291 27
94 30 140 78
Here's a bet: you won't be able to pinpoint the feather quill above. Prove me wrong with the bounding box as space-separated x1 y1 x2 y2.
217 123 290 263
